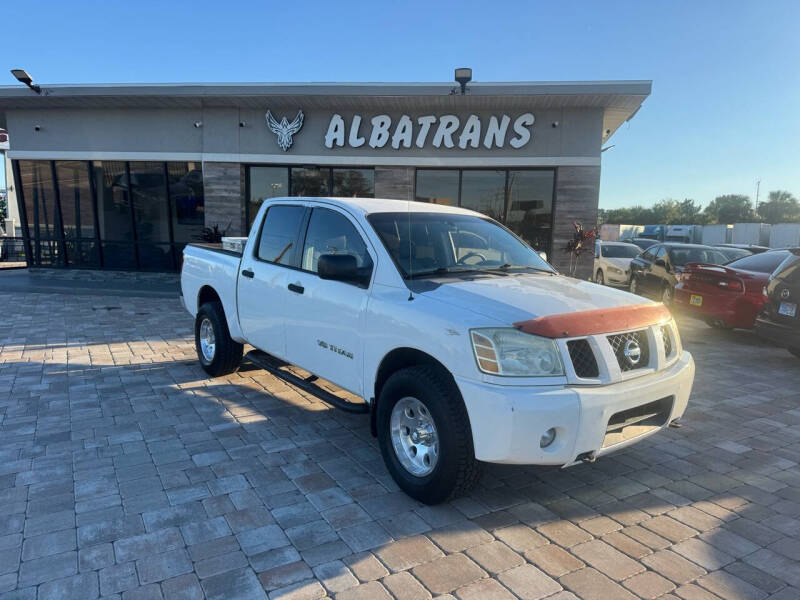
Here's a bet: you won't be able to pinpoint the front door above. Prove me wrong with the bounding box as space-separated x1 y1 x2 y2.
283 206 375 396
237 204 308 360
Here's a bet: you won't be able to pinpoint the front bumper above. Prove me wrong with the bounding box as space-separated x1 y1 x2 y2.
606 270 630 286
455 350 694 465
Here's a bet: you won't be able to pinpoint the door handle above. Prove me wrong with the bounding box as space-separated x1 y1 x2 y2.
288 283 304 294
241 269 254 278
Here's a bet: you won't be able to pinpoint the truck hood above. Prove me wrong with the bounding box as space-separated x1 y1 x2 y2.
418 273 651 324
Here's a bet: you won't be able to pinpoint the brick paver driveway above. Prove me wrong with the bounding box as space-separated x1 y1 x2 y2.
1 291 799 599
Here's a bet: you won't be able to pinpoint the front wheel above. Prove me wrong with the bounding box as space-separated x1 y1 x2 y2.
630 276 641 295
377 366 481 504
595 270 605 286
195 301 243 377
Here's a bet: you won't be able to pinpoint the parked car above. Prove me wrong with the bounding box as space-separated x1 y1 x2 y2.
181 197 694 503
715 243 770 255
755 249 800 358
674 250 793 329
621 237 659 251
629 243 728 305
713 246 755 263
593 240 641 287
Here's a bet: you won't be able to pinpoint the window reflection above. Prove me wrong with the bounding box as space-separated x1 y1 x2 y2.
507 170 554 254
19 160 62 265
56 161 98 267
94 161 136 269
291 167 330 197
415 170 458 205
332 168 374 198
248 167 288 230
460 170 506 222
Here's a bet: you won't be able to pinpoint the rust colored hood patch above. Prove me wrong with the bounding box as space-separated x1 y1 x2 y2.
514 304 671 339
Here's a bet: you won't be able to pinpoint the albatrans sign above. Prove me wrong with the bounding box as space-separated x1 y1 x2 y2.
323 113 535 151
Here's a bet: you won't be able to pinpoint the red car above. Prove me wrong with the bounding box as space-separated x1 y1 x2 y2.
674 250 792 329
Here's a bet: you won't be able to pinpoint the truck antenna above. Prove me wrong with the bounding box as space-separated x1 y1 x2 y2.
407 200 414 301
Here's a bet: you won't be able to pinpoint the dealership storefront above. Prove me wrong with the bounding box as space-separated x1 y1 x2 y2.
0 81 649 277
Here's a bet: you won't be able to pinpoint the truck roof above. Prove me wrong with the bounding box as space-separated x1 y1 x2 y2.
268 196 478 217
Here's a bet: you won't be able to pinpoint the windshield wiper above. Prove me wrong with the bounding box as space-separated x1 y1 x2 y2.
406 267 482 280
485 263 555 274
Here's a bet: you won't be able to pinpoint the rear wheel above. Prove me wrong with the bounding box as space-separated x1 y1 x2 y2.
195 301 243 377
595 270 605 286
377 365 481 504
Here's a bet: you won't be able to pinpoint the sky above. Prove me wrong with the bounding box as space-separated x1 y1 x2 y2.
1 0 799 209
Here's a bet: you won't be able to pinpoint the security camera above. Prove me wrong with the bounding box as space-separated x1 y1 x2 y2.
194 121 203 128
239 121 246 128
551 121 559 128
34 125 41 132
605 128 611 136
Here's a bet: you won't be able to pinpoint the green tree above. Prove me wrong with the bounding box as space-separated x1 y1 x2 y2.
704 194 754 224
0 193 6 222
758 190 800 223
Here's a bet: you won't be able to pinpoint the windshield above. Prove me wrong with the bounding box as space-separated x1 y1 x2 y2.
726 250 790 274
669 247 728 266
367 212 554 278
602 244 640 259
716 247 752 262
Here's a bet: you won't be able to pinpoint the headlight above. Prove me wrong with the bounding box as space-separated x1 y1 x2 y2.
608 266 623 275
470 328 564 377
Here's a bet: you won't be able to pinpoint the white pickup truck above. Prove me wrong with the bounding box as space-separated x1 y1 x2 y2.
181 197 695 504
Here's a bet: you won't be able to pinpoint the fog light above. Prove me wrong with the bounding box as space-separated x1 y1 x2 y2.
540 428 556 448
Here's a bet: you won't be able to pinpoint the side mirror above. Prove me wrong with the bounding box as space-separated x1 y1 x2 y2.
318 254 369 287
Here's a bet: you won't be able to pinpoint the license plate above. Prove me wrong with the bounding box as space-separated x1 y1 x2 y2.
690 295 703 307
779 302 797 317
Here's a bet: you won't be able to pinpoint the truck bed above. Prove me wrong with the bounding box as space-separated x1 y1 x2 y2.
186 242 242 257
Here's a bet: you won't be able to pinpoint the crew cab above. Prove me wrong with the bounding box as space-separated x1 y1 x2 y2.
181 197 695 504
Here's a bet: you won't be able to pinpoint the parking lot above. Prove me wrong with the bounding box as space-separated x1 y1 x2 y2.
1 289 799 600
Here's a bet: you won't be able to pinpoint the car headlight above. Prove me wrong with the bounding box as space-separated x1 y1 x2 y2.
608 266 623 275
470 328 564 377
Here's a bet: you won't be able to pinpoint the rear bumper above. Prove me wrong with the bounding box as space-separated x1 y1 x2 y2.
755 316 797 348
674 288 759 328
456 350 694 465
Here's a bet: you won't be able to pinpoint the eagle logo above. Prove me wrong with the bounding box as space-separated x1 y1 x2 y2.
266 110 304 151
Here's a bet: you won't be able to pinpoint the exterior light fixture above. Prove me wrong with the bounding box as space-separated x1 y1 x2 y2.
454 68 472 95
11 69 42 94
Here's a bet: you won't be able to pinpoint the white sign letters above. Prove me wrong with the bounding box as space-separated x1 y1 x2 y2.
323 113 535 151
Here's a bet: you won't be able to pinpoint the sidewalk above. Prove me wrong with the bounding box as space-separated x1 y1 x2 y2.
0 268 180 298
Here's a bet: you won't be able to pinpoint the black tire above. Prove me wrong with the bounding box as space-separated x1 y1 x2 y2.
595 270 604 285
195 301 243 377
377 365 481 504
630 276 641 295
790 348 800 359
705 318 731 330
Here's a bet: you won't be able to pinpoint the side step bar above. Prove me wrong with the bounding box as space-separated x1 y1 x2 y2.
244 350 369 414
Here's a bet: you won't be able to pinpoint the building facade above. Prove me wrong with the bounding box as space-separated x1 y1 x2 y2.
0 81 650 278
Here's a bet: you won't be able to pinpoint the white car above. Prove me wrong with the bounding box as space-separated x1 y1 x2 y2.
181 197 695 504
594 240 642 287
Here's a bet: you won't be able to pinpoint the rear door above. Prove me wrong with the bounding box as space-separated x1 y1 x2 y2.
283 206 376 396
647 246 670 293
237 204 308 359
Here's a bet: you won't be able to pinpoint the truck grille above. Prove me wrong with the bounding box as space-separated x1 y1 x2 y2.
567 339 599 378
607 330 650 372
603 396 673 447
661 325 674 357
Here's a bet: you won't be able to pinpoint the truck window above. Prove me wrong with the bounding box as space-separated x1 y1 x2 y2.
256 205 306 266
301 208 372 273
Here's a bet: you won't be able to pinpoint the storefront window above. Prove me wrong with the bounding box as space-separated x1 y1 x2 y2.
414 168 555 255
291 167 329 197
55 161 99 267
17 159 205 271
168 162 205 244
415 170 458 205
94 161 136 269
460 170 506 222
248 166 288 230
333 168 374 198
506 170 554 254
